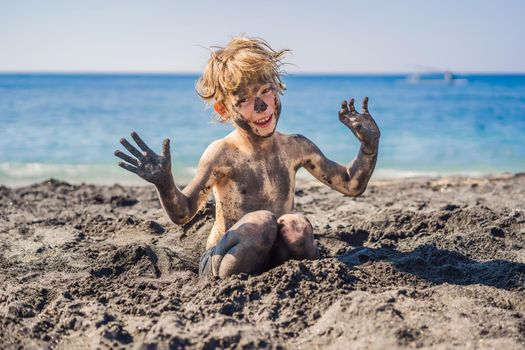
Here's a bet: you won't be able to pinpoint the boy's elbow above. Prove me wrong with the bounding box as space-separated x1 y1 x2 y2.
167 210 194 226
343 187 365 197
343 181 368 197
163 200 196 225
172 216 189 225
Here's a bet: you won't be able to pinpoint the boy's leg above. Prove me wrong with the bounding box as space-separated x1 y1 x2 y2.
268 213 318 268
210 210 278 278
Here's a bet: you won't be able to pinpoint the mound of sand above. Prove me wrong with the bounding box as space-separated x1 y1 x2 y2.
1 175 524 349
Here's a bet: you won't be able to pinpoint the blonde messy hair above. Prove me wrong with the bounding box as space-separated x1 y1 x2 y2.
196 36 290 122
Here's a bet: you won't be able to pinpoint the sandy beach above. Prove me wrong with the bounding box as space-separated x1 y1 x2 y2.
1 174 524 349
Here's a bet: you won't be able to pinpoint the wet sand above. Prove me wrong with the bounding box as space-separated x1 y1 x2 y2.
1 174 524 349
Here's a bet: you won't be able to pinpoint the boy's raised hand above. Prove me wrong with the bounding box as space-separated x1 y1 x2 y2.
115 131 172 186
338 97 380 154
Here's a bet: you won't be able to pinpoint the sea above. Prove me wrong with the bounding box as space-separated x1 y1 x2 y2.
1 73 524 186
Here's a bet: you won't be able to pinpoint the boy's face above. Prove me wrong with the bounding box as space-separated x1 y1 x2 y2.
229 82 281 138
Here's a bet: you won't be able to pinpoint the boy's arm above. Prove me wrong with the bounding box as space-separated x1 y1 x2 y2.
115 132 221 225
298 97 380 196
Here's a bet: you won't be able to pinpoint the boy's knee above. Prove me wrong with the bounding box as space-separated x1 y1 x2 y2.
273 213 318 261
242 210 278 248
277 214 313 244
242 210 277 229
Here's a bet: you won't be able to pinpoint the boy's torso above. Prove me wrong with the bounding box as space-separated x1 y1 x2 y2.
206 131 307 248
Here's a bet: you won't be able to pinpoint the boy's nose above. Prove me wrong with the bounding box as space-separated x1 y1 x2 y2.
254 97 268 113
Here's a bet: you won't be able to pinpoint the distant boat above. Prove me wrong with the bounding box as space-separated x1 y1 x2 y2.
405 67 468 85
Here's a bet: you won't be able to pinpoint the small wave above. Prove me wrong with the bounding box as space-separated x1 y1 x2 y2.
0 162 199 187
374 168 490 179
0 163 140 187
296 167 490 182
376 169 493 179
0 162 497 187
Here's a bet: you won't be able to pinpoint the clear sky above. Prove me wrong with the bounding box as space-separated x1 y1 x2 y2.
1 0 524 73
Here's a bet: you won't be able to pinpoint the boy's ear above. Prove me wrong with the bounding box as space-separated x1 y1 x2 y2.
213 102 227 116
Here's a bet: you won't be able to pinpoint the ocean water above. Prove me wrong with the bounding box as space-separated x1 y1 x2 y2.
1 73 524 186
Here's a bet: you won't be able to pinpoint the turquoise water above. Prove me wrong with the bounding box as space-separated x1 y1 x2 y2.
1 73 524 186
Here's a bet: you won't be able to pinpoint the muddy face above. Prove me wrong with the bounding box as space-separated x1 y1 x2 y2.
230 83 281 139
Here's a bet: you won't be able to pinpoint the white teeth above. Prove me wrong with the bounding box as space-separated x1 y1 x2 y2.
255 115 271 124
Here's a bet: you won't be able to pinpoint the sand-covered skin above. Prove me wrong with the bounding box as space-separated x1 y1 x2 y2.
1 175 524 349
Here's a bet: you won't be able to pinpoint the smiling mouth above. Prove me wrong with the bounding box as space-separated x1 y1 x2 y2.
253 114 273 128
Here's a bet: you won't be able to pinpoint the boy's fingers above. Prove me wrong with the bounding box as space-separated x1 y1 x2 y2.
341 100 348 110
118 161 138 174
114 150 139 166
131 131 153 153
349 98 356 113
162 138 171 158
120 138 145 160
362 96 369 113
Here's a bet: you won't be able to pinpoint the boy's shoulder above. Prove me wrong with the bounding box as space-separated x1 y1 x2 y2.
202 137 234 160
209 131 314 149
279 132 319 152
199 133 243 166
199 132 321 168
279 132 310 143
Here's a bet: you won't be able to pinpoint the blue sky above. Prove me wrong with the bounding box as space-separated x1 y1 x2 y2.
1 0 524 73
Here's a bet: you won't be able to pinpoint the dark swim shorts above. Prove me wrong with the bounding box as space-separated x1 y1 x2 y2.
199 246 216 278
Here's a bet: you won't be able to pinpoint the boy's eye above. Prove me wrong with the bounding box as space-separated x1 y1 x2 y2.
235 98 247 107
262 86 274 94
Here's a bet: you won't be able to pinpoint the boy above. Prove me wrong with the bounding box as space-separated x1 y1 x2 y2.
114 37 380 279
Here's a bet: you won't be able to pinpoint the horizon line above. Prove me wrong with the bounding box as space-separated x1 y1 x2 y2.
1 70 525 76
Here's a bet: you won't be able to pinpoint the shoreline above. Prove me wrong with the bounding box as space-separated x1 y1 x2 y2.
1 167 523 189
1 174 524 349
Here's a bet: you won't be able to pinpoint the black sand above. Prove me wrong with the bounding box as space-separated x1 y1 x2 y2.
1 174 524 349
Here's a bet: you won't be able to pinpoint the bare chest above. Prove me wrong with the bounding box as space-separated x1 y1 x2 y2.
215 154 296 222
